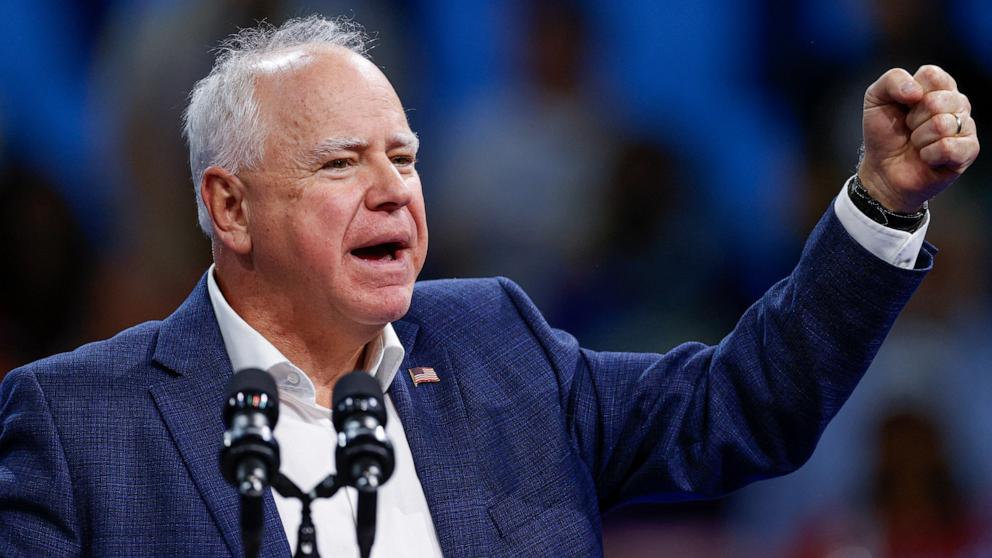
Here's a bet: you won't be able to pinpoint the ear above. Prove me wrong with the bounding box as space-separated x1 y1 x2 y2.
200 166 252 255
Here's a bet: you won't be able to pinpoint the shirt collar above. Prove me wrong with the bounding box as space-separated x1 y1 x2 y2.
206 264 404 399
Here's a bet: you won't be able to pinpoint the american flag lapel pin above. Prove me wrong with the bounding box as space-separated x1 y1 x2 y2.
408 367 440 386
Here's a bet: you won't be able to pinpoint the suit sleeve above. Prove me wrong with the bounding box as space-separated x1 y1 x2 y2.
498 207 934 511
0 368 82 556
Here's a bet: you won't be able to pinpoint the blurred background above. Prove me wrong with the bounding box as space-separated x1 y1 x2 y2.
1 0 990 555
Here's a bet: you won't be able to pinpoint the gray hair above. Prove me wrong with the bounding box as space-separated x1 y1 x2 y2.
183 16 370 236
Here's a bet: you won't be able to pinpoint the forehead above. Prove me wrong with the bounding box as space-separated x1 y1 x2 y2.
253 47 410 153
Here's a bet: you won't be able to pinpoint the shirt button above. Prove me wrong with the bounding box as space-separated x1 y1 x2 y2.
287 373 300 385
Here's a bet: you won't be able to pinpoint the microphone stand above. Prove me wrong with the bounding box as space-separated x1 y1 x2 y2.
355 489 377 558
272 473 322 558
273 472 378 558
235 457 269 558
239 493 264 558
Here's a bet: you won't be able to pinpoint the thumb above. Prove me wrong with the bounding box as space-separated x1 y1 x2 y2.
864 68 924 109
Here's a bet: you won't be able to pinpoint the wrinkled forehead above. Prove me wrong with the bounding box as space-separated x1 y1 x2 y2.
251 46 407 149
253 46 401 114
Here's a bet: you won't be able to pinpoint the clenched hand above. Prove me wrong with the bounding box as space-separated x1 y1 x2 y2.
859 64 980 213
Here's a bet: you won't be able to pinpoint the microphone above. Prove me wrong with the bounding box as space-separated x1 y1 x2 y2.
332 371 394 558
221 368 281 558
332 371 394 491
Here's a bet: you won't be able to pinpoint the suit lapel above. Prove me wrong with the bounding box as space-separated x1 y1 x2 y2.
149 275 290 557
390 320 489 556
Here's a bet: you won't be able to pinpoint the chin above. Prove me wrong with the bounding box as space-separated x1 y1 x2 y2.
353 285 414 325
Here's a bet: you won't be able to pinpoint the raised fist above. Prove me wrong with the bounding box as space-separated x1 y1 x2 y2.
859 64 980 213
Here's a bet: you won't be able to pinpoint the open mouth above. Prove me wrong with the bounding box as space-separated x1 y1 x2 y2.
350 242 405 262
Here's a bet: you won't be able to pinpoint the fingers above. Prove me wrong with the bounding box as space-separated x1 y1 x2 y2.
919 135 980 172
864 67 924 108
913 64 957 94
864 63 980 175
911 112 975 148
899 64 977 172
906 89 972 130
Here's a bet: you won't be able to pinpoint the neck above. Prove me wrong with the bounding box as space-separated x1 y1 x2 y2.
214 262 382 405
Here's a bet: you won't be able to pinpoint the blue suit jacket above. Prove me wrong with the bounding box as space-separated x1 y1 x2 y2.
0 210 932 557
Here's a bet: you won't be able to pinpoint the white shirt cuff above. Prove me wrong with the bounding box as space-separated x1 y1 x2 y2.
833 176 930 270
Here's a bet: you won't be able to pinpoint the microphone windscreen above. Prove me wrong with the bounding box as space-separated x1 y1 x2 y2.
224 368 279 426
332 371 386 428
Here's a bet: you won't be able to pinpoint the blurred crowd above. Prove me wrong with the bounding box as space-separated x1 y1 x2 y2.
1 0 989 556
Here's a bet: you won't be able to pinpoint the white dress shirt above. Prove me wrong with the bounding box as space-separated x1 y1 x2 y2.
203 181 926 556
834 178 929 269
206 271 444 558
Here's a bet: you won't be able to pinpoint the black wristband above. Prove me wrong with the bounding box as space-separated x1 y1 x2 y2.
848 175 927 232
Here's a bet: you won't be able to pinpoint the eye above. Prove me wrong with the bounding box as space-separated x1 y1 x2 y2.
391 155 416 167
323 158 353 170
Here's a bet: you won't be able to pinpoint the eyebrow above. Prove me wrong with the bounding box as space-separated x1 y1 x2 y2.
304 132 420 167
313 136 367 154
301 136 366 168
390 132 420 153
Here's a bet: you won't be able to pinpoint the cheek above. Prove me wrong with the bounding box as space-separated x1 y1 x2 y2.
416 218 429 267
285 195 355 265
409 195 429 269
409 180 429 235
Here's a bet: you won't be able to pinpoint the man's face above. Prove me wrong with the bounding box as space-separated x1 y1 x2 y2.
240 47 427 328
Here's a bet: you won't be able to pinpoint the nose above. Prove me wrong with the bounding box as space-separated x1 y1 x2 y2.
365 156 412 212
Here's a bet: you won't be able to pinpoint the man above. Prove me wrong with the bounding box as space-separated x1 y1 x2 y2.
0 15 980 558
